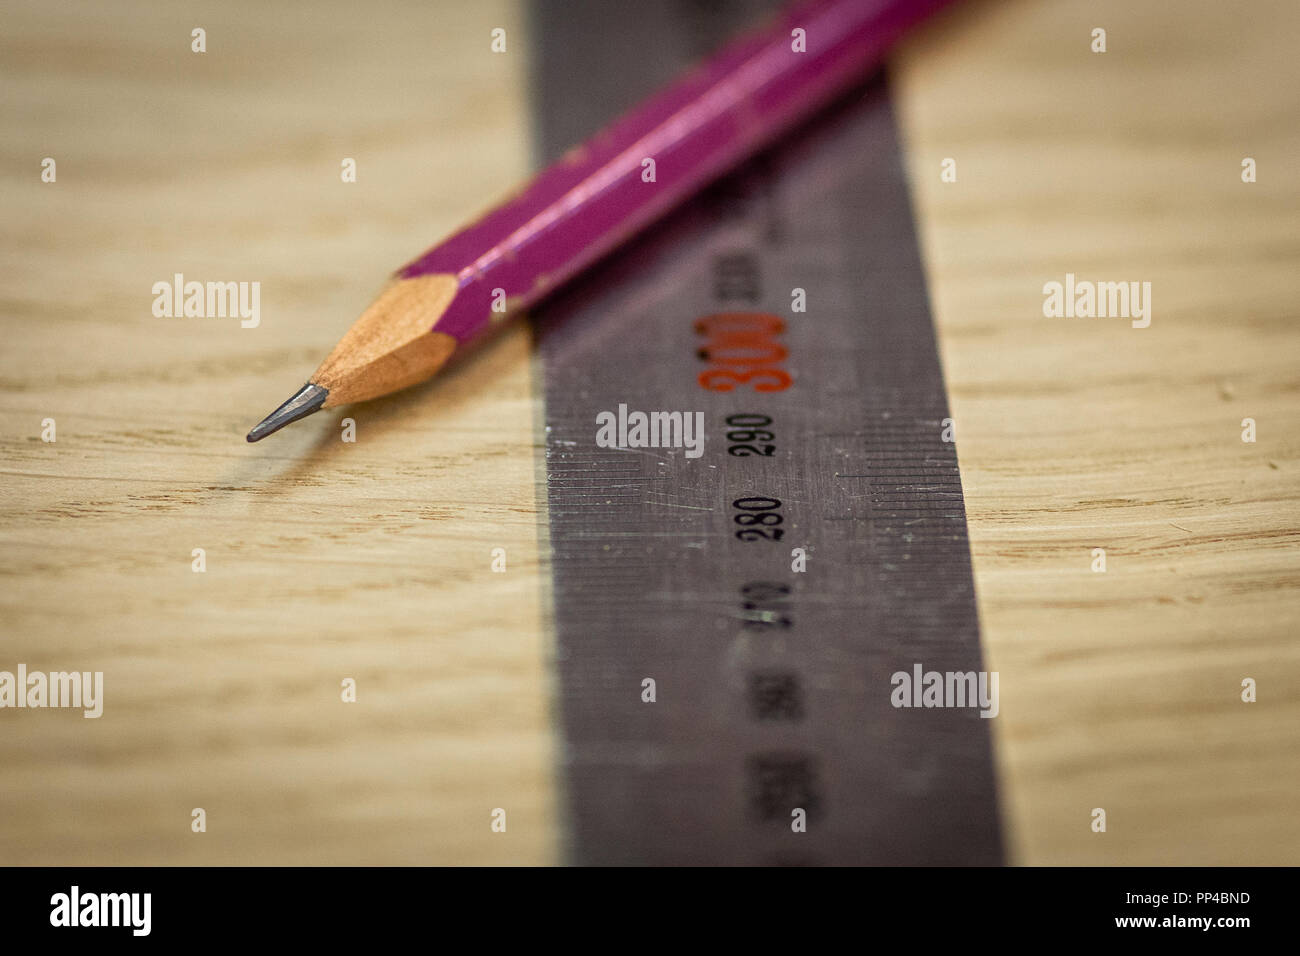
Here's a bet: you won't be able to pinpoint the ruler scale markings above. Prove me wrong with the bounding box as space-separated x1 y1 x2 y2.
532 0 1001 865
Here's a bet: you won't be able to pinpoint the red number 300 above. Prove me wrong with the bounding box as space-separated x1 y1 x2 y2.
694 313 792 393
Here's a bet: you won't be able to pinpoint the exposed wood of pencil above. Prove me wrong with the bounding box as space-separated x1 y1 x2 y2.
249 0 952 440
312 274 461 406
0 0 557 866
1 0 1297 868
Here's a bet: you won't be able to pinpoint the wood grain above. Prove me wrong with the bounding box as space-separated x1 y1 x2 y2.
0 0 555 865
892 0 1300 863
1 0 1296 866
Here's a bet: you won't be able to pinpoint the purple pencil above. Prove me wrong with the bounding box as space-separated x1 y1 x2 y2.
247 0 950 440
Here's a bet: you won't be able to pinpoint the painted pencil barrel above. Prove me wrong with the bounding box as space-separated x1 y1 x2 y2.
398 0 950 342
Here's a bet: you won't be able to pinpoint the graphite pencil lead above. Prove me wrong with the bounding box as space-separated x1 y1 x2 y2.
246 383 329 442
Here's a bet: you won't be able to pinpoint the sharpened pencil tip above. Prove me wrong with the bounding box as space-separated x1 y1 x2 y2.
246 383 329 442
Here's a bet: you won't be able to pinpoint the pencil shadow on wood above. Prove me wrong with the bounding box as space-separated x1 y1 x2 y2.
229 320 525 494
229 53 928 493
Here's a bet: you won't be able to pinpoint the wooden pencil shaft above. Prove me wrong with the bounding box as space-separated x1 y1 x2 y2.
249 0 949 436
408 0 951 347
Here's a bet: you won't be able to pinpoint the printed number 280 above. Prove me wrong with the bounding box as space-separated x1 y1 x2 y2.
733 496 783 541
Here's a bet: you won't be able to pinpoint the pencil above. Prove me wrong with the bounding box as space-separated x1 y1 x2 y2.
246 0 950 441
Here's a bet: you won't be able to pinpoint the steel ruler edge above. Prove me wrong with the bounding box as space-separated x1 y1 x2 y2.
527 0 1001 865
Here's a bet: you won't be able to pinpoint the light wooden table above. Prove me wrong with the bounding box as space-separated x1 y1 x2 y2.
1 0 1296 865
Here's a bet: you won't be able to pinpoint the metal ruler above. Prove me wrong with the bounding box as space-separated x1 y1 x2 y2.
531 0 1001 865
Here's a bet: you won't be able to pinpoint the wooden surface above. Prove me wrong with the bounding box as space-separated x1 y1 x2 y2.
893 0 1300 863
2 0 1296 865
1 0 554 865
